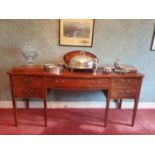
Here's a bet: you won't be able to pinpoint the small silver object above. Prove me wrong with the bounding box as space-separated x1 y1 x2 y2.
92 58 98 75
103 65 112 73
114 59 121 69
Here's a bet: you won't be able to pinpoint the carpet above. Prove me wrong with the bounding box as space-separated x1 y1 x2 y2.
0 108 155 135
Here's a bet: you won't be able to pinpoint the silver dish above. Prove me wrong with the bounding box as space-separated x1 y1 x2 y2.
65 64 93 70
69 51 96 69
103 65 112 73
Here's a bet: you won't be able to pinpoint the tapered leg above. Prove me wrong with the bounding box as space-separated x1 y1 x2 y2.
12 97 18 126
104 98 110 127
25 98 29 109
118 99 122 109
44 99 47 127
131 98 139 126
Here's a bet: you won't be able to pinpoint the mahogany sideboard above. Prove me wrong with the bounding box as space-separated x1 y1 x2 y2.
7 66 144 127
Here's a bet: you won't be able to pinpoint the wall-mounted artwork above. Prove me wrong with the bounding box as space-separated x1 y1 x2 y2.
151 31 155 51
59 19 94 47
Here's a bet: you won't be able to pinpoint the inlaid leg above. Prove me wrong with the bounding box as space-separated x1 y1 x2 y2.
118 99 122 109
131 98 139 126
25 98 29 109
104 98 110 127
12 97 18 126
44 99 47 127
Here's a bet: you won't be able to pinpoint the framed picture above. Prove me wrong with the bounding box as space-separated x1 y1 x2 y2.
151 31 155 51
59 19 94 47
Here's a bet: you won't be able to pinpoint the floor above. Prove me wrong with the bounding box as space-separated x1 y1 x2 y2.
0 108 155 135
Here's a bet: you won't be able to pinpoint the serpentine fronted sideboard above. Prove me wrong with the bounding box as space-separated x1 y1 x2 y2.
7 66 144 127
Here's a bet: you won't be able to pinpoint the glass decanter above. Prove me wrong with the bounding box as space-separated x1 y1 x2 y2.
22 43 38 66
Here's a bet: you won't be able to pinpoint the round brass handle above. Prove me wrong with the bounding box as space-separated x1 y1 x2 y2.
121 79 125 83
91 80 102 85
97 80 102 83
119 90 123 94
23 77 33 83
30 88 34 92
126 90 130 94
127 79 131 83
91 81 96 85
55 80 64 83
24 88 28 92
24 88 33 93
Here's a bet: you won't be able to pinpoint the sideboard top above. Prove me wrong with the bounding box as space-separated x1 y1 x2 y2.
7 66 144 78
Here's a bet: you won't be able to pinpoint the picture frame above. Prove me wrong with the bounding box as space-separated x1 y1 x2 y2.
151 30 155 51
59 19 94 47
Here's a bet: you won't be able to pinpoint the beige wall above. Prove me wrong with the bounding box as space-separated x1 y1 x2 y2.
0 19 155 102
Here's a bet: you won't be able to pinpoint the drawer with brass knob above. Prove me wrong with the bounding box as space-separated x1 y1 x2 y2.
12 76 46 98
111 88 137 99
112 78 139 88
14 86 44 98
12 76 44 86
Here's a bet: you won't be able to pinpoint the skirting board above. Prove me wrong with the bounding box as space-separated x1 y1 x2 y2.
0 101 155 109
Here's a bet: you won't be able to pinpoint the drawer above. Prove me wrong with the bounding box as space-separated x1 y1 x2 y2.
47 78 110 89
79 79 110 88
12 76 44 87
14 86 45 98
111 88 137 99
12 76 45 98
112 78 139 88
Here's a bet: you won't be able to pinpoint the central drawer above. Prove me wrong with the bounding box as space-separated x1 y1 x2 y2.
47 78 110 89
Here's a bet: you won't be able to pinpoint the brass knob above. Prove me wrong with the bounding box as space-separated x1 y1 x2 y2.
119 90 123 94
127 79 131 83
23 77 32 83
56 80 64 83
23 78 27 82
91 81 96 85
126 90 130 94
24 88 33 93
24 88 28 92
30 88 34 92
121 79 125 83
